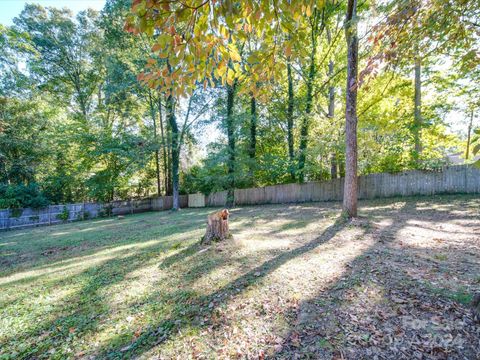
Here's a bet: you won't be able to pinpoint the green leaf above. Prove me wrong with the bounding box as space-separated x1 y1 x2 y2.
472 143 480 156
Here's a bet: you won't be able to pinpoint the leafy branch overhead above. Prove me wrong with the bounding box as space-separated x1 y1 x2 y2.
125 0 327 97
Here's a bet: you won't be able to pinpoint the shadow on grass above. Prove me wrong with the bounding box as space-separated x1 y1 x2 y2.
273 198 480 359
1 195 478 359
89 217 348 359
0 209 212 279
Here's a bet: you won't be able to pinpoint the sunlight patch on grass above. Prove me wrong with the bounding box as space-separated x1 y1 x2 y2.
1 195 478 359
271 227 373 298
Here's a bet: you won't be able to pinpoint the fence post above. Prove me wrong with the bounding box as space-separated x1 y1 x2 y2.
48 206 51 225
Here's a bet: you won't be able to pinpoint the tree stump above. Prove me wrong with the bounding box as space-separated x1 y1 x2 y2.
201 209 230 244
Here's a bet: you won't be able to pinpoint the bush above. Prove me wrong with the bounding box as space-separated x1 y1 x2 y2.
56 206 70 221
0 183 50 210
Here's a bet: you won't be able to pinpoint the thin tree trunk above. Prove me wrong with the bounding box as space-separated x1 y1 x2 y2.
339 157 345 178
166 118 173 196
413 56 422 164
226 82 236 207
158 96 168 195
330 154 338 179
249 95 257 183
466 110 473 160
287 61 295 181
166 94 179 210
148 92 161 196
327 27 337 179
298 9 321 183
343 0 359 218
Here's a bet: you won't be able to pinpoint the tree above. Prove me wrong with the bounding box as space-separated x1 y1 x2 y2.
343 0 359 218
298 6 324 183
13 5 101 119
286 60 296 181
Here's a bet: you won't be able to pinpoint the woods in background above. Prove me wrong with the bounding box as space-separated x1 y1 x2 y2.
0 0 478 214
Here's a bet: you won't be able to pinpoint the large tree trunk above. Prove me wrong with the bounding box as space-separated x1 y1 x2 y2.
287 61 296 181
226 82 236 207
249 95 257 183
343 0 359 218
466 110 474 160
166 94 179 210
413 56 422 164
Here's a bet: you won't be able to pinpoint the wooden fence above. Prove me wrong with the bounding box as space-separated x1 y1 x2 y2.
1 165 479 230
233 164 480 205
0 195 188 231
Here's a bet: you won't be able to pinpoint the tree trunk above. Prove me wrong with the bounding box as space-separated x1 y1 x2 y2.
287 61 296 181
166 120 173 196
343 0 359 218
466 110 474 160
413 56 422 164
298 20 318 183
166 94 179 210
330 153 338 179
249 95 257 183
201 209 230 244
158 96 168 196
339 157 345 178
226 82 236 207
327 27 337 180
148 92 161 196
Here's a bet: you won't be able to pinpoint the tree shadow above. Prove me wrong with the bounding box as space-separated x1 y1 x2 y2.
272 198 480 359
2 195 478 359
89 217 349 359
0 209 211 279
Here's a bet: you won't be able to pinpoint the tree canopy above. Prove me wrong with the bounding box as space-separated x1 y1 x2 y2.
0 0 478 212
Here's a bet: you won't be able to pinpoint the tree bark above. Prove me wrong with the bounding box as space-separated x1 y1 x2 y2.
343 0 359 218
327 27 337 180
148 92 161 196
166 94 179 210
413 56 422 164
166 119 173 196
226 82 236 207
466 110 474 160
201 209 230 244
287 61 296 181
298 12 319 183
158 96 168 196
249 95 257 183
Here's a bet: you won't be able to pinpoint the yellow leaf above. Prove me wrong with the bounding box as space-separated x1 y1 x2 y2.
228 44 242 62
226 68 235 85
286 44 292 57
306 5 312 17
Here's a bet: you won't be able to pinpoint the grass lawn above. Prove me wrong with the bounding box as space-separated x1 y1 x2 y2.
1 195 479 359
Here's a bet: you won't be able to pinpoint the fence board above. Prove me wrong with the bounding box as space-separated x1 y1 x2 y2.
188 193 206 207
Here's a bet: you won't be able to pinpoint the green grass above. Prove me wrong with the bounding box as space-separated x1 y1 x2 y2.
0 194 479 359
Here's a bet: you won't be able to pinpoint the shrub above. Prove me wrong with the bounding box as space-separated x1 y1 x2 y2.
0 183 49 210
56 206 70 221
